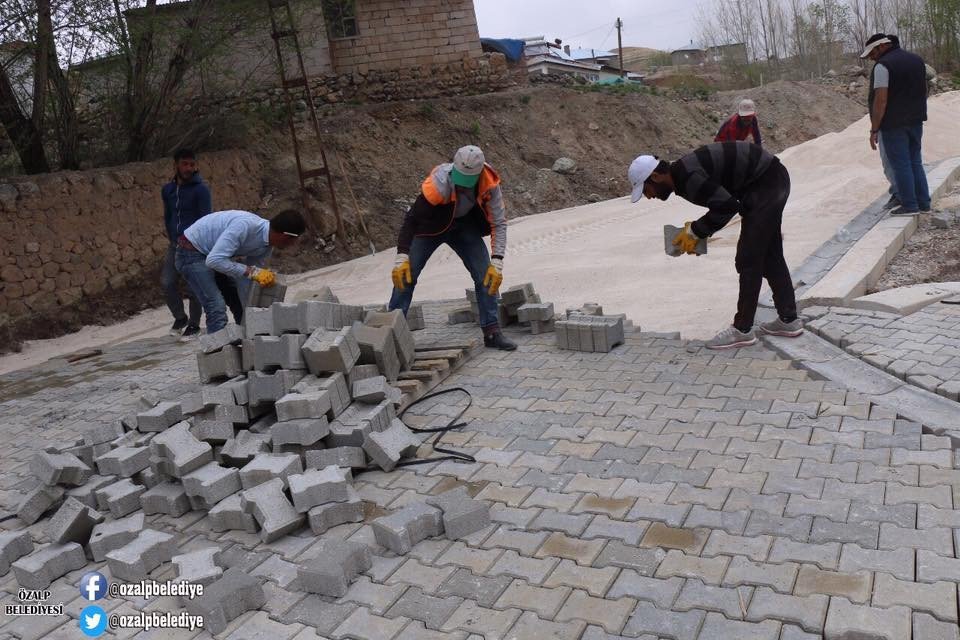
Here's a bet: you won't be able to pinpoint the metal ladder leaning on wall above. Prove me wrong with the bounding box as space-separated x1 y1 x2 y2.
266 0 345 237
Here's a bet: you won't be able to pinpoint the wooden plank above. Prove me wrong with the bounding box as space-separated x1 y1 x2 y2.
399 370 439 384
414 342 478 352
394 379 422 395
414 349 464 361
411 359 450 373
66 349 103 363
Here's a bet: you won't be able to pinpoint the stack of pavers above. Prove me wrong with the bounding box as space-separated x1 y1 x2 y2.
452 282 556 334
5 286 489 634
555 302 630 353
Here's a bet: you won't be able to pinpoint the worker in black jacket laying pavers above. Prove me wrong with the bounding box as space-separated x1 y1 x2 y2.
628 141 804 350
389 145 516 351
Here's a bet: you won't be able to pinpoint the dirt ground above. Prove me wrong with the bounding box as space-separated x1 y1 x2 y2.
873 184 960 290
1 80 867 352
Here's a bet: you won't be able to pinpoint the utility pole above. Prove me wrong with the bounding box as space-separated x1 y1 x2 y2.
616 17 625 77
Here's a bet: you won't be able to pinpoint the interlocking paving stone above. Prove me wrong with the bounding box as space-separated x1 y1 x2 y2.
553 589 636 634
746 586 829 633
824 596 911 640
622 601 705 640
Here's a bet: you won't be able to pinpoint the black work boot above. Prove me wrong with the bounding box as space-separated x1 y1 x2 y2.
484 331 516 351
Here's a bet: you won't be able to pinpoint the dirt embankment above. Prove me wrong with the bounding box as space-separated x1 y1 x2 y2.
261 80 868 274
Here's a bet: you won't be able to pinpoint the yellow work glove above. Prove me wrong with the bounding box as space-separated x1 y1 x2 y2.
248 267 276 287
392 253 412 291
672 222 700 255
483 257 504 295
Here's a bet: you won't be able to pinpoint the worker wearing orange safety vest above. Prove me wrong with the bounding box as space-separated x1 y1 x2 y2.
389 145 515 350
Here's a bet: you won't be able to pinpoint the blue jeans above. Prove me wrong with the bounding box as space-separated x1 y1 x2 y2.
879 124 930 211
175 248 238 334
161 245 202 326
388 220 499 329
877 133 897 199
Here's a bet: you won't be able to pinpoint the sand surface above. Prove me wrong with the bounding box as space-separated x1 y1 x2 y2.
3 91 959 375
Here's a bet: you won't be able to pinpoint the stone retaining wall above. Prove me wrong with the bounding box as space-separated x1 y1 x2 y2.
0 150 262 322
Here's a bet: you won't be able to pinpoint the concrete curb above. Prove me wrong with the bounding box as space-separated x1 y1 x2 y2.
848 281 960 315
762 332 960 445
762 156 960 311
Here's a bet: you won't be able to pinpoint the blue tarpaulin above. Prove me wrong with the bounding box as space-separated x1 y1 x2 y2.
480 38 526 63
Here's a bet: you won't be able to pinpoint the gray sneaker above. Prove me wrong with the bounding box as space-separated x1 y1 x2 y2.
759 317 804 337
706 326 758 350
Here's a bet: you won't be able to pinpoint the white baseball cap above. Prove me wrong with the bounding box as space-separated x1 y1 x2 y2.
628 155 659 203
738 99 756 117
860 36 891 58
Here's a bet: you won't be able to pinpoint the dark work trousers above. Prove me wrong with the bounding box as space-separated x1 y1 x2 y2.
215 273 244 324
733 162 797 332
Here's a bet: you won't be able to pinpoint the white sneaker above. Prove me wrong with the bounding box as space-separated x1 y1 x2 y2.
706 326 758 350
759 317 804 337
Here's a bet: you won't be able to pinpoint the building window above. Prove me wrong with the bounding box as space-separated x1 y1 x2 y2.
322 0 358 38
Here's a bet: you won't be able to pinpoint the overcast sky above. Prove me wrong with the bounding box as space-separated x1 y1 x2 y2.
473 0 704 53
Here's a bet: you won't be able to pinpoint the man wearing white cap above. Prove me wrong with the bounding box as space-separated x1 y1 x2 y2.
714 99 762 146
627 142 802 349
389 145 515 350
862 32 930 216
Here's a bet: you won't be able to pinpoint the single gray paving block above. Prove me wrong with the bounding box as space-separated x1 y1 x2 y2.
136 401 184 432
275 390 333 422
253 333 307 371
349 363 383 387
623 600 704 640
371 502 443 554
838 544 914 580
182 461 241 510
308 485 364 534
196 345 245 382
139 482 191 516
11 542 86 590
172 547 223 587
219 430 272 467
913 612 960 640
297 538 372 596
0 531 34 575
823 596 911 640
30 451 92 487
364 310 416 370
746 587 829 634
353 323 402 382
424 487 492 539
288 465 352 513
306 446 367 470
94 445 151 478
387 586 463 630
436 567 512 607
299 300 365 333
698 612 780 640
16 484 65 525
44 496 104 545
352 375 402 405
190 418 236 445
517 302 555 323
149 421 213 477
247 278 287 308
407 304 425 330
88 512 145 562
240 477 305 542
302 326 362 376
208 493 259 533
872 573 958 622
198 324 244 354
338 399 396 434
271 302 301 334
105 528 176 582
247 369 305 407
270 417 330 449
95 478 146 518
239 453 303 490
244 306 274 338
184 567 266 635
82 422 125 447
363 418 421 472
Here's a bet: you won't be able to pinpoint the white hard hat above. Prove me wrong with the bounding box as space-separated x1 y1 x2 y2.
628 155 658 203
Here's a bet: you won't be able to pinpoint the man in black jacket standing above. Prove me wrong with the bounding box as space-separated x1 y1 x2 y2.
628 142 803 350
862 33 930 216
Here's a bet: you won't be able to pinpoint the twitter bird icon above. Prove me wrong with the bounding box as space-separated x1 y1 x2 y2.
79 605 108 637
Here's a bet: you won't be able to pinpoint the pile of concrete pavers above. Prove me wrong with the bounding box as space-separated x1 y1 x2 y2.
450 282 557 334
2 285 490 634
555 303 630 353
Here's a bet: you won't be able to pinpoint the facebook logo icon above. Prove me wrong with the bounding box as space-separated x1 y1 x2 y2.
79 572 107 601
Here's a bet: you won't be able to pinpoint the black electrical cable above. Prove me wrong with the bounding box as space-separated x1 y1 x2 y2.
354 386 476 474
